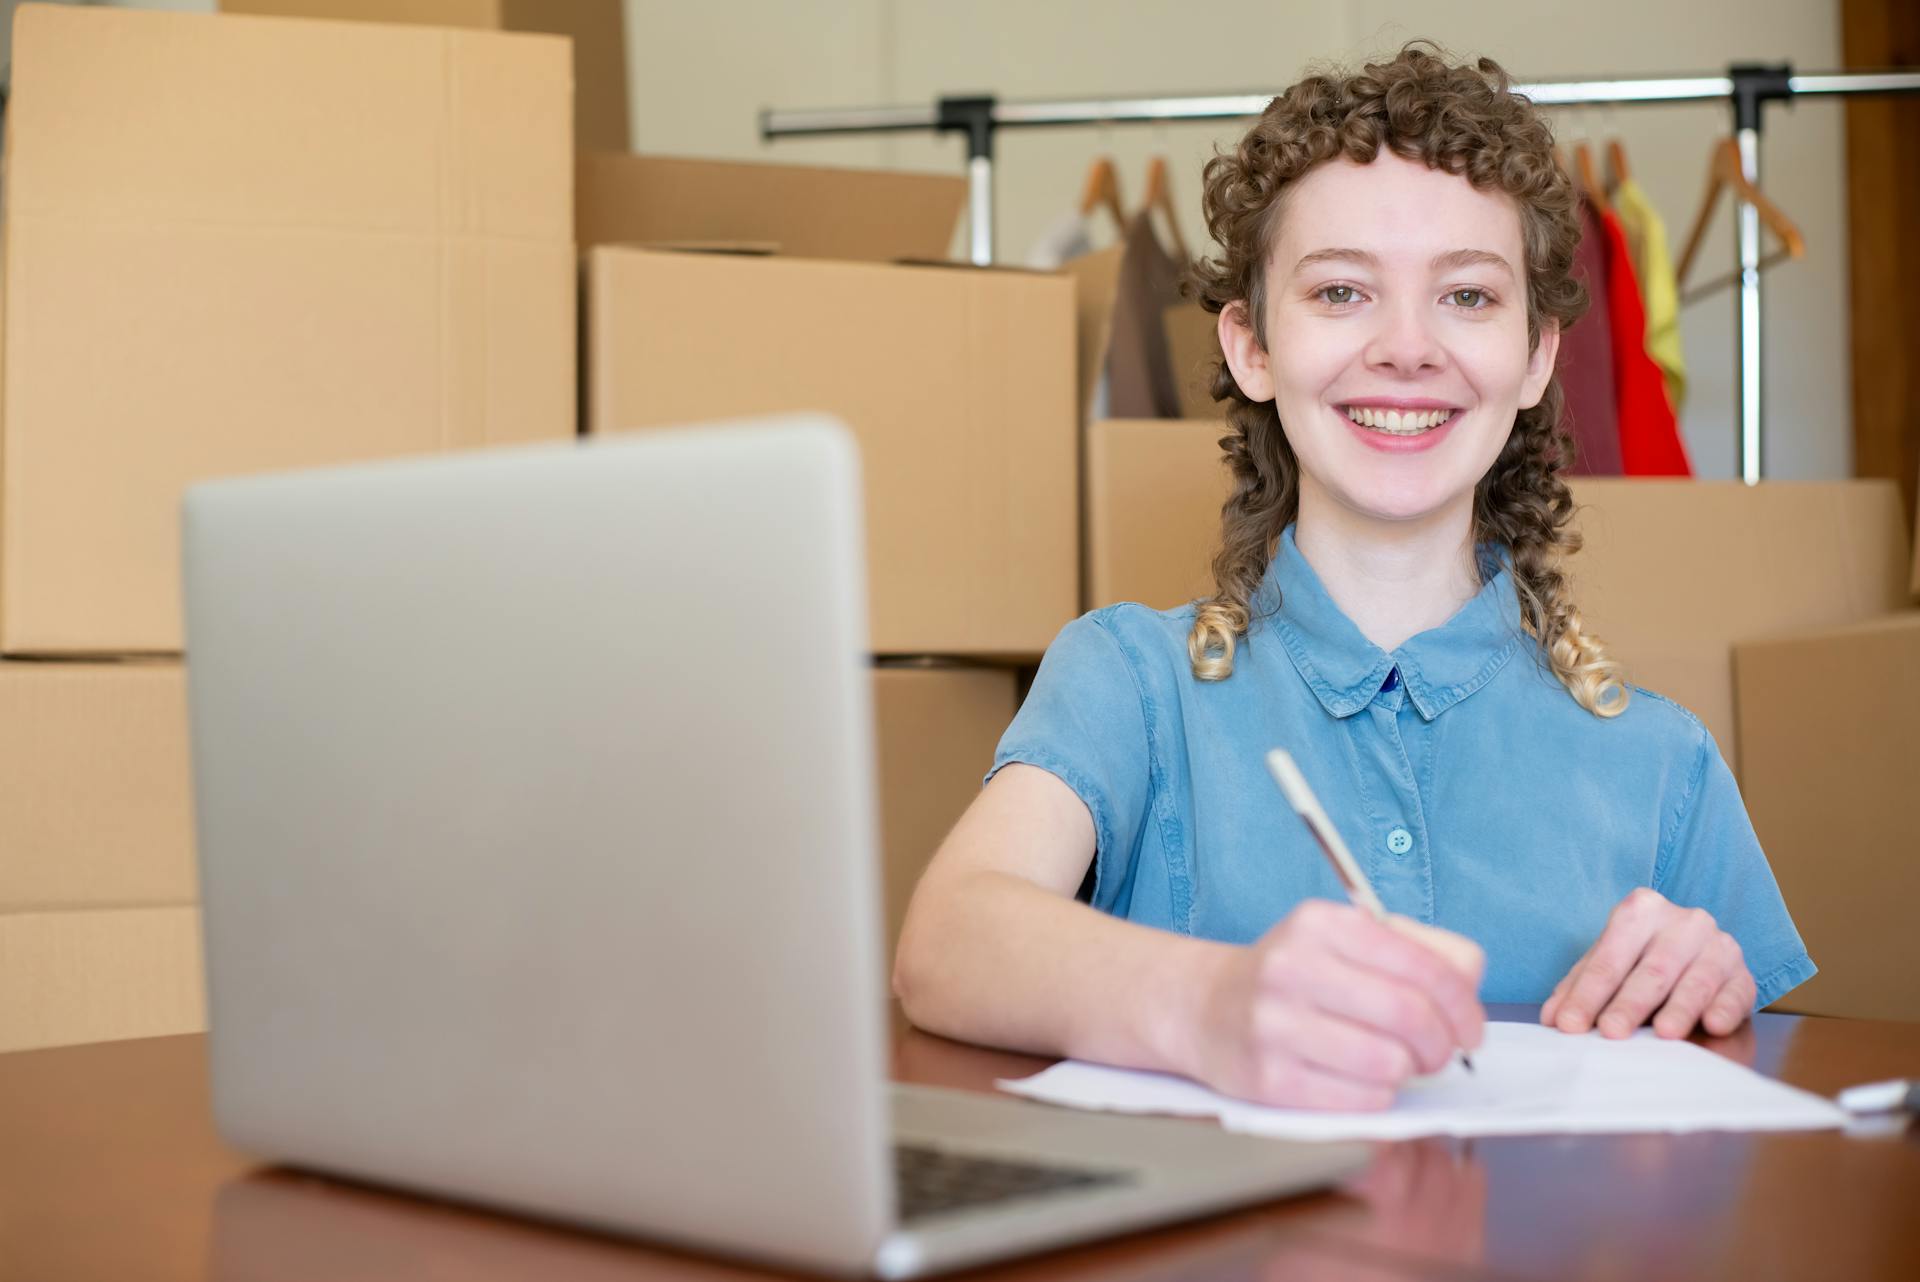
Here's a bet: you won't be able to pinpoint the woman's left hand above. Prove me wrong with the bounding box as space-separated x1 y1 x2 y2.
1540 888 1756 1039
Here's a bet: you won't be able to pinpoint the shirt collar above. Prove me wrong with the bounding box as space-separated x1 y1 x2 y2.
1256 525 1526 722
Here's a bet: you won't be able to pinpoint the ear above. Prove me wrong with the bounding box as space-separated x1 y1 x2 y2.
1217 301 1275 403
1517 318 1561 411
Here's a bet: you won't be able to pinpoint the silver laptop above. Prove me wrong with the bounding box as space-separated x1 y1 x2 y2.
181 415 1366 1278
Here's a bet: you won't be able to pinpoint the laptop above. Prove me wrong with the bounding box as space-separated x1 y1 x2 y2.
180 415 1367 1278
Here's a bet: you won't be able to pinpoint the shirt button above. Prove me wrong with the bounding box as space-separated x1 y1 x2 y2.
1386 827 1414 856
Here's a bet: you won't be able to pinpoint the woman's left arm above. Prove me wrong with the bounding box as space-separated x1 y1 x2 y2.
1541 726 1815 1039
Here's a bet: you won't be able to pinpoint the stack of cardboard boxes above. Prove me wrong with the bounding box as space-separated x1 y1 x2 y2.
0 5 1063 1053
0 4 577 1052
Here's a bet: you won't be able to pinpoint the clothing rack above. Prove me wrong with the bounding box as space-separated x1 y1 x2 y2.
763 67 1920 485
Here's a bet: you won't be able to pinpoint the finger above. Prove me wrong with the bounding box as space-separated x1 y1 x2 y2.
1700 964 1756 1038
1554 890 1666 1034
1298 958 1460 1076
1323 916 1485 1055
1254 1056 1398 1112
1596 908 1719 1038
1280 1003 1426 1089
1540 944 1593 1026
1651 943 1731 1039
1541 974 1571 1027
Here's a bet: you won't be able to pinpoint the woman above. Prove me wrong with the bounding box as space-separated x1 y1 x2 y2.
893 44 1813 1111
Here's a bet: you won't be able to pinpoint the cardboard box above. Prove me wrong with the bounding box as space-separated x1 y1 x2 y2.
1 6 575 654
220 0 630 153
1086 419 1231 611
874 665 1018 975
1063 247 1124 424
576 154 966 265
1735 612 1920 1021
585 247 1077 657
1163 302 1226 422
0 663 194 913
1567 480 1911 768
0 907 206 1054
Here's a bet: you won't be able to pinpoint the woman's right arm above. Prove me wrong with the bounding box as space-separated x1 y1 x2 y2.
892 763 1487 1111
892 762 1236 1077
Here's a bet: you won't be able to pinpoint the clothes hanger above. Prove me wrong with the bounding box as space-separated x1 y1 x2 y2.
1139 154 1190 260
1598 98 1628 199
1605 138 1631 197
1674 137 1806 303
1078 156 1128 237
1573 140 1609 215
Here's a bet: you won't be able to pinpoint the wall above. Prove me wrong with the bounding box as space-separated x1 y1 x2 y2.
623 0 1853 482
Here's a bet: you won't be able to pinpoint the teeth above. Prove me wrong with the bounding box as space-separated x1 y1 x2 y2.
1344 406 1456 434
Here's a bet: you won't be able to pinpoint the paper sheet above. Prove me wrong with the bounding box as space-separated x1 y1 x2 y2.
996 1022 1847 1140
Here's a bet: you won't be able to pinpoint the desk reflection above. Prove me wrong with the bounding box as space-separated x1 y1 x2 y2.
207 1151 1474 1282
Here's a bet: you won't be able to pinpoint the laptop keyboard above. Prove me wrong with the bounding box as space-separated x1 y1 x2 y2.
893 1143 1130 1223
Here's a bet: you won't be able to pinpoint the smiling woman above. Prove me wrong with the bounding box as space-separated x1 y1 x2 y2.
891 42 1816 1117
1189 50 1605 710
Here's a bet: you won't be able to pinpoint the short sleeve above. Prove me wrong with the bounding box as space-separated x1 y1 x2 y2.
987 613 1153 913
1652 732 1817 1009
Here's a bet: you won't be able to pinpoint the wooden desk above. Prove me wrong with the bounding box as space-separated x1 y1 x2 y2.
2 1007 1916 1281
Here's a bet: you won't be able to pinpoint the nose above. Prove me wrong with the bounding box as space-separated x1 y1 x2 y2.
1363 295 1445 377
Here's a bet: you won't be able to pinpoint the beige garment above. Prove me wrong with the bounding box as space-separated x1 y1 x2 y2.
1105 212 1185 419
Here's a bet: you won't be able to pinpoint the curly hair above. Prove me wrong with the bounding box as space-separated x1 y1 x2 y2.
1185 40 1627 718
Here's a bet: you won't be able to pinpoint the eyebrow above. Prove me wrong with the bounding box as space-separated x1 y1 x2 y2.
1291 247 1516 278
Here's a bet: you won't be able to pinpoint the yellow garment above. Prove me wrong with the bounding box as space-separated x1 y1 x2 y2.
1611 177 1687 414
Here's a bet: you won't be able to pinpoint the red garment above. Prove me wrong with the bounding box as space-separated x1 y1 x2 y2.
1598 207 1691 476
1557 201 1624 476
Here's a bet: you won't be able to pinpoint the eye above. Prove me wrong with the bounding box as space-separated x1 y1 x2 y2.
1447 288 1491 309
1316 284 1362 306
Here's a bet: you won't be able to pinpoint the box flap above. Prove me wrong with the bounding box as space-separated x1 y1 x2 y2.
621 240 781 256
576 153 965 265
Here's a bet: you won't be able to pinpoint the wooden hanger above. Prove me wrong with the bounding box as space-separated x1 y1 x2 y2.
1604 137 1631 196
1078 156 1128 236
1139 155 1190 260
1675 138 1806 302
1573 140 1608 215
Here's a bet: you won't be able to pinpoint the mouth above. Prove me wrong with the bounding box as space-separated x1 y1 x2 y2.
1340 405 1462 437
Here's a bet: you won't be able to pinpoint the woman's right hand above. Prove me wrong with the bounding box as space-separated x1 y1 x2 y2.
1183 899 1486 1111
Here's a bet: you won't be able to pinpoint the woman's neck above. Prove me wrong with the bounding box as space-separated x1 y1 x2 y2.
1292 487 1482 652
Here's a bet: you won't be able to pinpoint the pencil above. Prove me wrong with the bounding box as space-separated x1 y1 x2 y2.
1264 748 1476 1074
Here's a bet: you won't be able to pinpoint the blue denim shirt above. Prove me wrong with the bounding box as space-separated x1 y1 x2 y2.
990 526 1815 1008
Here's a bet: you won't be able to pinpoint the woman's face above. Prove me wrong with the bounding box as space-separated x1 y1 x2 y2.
1219 150 1559 528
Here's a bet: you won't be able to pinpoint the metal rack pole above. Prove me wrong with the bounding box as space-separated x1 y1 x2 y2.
765 69 1920 483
